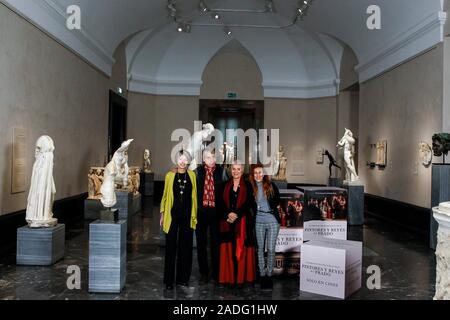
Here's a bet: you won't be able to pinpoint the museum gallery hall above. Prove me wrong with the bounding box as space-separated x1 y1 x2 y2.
1 0 450 302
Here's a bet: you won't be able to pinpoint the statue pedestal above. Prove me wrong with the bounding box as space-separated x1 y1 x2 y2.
116 191 141 220
84 198 104 220
432 205 450 300
345 185 365 226
430 164 450 249
328 178 343 188
273 180 288 190
17 224 65 266
89 219 127 293
141 172 154 196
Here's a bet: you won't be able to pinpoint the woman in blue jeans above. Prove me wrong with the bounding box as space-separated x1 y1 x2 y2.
249 164 281 290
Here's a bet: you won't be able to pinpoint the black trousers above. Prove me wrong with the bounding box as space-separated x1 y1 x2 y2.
195 207 220 281
164 215 193 285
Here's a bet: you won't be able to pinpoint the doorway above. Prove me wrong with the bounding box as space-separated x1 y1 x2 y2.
108 90 128 160
199 99 264 170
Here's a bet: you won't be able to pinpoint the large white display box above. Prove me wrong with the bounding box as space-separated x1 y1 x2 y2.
300 239 362 299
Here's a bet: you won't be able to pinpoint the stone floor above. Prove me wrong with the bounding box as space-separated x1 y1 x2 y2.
0 197 436 300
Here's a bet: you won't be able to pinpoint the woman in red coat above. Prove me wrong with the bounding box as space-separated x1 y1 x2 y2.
218 162 256 286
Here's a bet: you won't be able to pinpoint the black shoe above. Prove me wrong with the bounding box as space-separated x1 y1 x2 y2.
260 276 267 289
267 276 273 290
199 274 209 285
165 284 174 290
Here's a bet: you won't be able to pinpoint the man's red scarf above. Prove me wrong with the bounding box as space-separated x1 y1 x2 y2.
203 165 216 207
222 178 247 261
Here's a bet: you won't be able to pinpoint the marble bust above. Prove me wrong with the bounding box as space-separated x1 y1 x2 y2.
26 135 58 228
100 139 133 208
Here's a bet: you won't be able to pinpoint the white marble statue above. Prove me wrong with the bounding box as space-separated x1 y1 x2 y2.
419 141 433 167
186 123 215 170
26 136 58 228
143 149 152 173
273 146 287 181
337 128 360 184
100 139 134 208
433 202 450 300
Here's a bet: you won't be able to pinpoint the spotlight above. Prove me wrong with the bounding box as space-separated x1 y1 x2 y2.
223 26 232 36
213 13 221 20
199 0 208 12
177 22 191 33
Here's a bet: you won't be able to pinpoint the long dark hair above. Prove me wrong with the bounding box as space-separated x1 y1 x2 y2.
249 164 274 199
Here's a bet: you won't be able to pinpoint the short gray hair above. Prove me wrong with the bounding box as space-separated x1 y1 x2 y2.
175 150 192 164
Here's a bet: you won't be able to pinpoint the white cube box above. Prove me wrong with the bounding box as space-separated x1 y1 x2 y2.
300 239 362 299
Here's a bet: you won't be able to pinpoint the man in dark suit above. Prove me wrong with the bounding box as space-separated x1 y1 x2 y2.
195 150 228 284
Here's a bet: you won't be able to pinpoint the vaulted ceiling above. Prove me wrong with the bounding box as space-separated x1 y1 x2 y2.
3 0 446 98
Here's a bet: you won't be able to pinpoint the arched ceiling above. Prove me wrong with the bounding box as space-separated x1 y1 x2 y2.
3 0 446 96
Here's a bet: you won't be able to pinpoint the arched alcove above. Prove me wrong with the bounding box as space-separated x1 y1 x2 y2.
200 39 264 100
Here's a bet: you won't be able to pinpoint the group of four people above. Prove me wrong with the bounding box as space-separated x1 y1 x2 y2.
160 150 281 291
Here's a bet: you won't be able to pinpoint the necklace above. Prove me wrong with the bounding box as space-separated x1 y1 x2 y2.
177 172 188 196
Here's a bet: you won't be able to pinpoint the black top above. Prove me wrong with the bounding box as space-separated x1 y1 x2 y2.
229 186 240 212
171 172 192 220
195 164 228 209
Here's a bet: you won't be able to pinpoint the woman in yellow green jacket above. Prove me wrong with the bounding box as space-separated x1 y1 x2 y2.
160 150 197 290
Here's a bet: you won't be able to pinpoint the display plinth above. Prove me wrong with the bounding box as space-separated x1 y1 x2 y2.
432 204 450 300
300 239 362 299
346 185 364 226
116 191 141 220
328 178 343 188
430 164 450 249
89 219 126 293
84 199 104 220
17 224 65 266
141 172 154 196
100 209 119 222
273 180 288 190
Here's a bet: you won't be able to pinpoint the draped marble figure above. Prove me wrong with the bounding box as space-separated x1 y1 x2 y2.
100 139 134 208
26 135 58 228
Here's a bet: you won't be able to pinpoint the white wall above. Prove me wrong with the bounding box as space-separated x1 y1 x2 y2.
0 4 109 215
359 45 443 208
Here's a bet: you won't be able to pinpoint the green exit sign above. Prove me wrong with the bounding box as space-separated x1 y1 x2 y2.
226 92 238 99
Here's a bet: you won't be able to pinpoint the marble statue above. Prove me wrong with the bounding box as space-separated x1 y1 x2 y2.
432 133 450 163
186 123 215 170
273 146 287 181
432 202 450 300
337 128 360 184
219 141 234 166
419 142 433 167
100 139 134 208
26 136 58 228
324 150 341 178
128 166 141 196
87 167 104 200
143 149 152 173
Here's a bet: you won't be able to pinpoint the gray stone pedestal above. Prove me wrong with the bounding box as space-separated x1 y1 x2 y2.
116 191 141 220
89 219 127 293
273 180 288 190
17 224 65 266
84 199 103 220
430 164 450 249
141 172 154 196
346 185 364 226
328 178 343 188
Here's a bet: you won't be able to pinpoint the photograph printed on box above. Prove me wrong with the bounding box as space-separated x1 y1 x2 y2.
274 190 304 276
302 188 348 223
